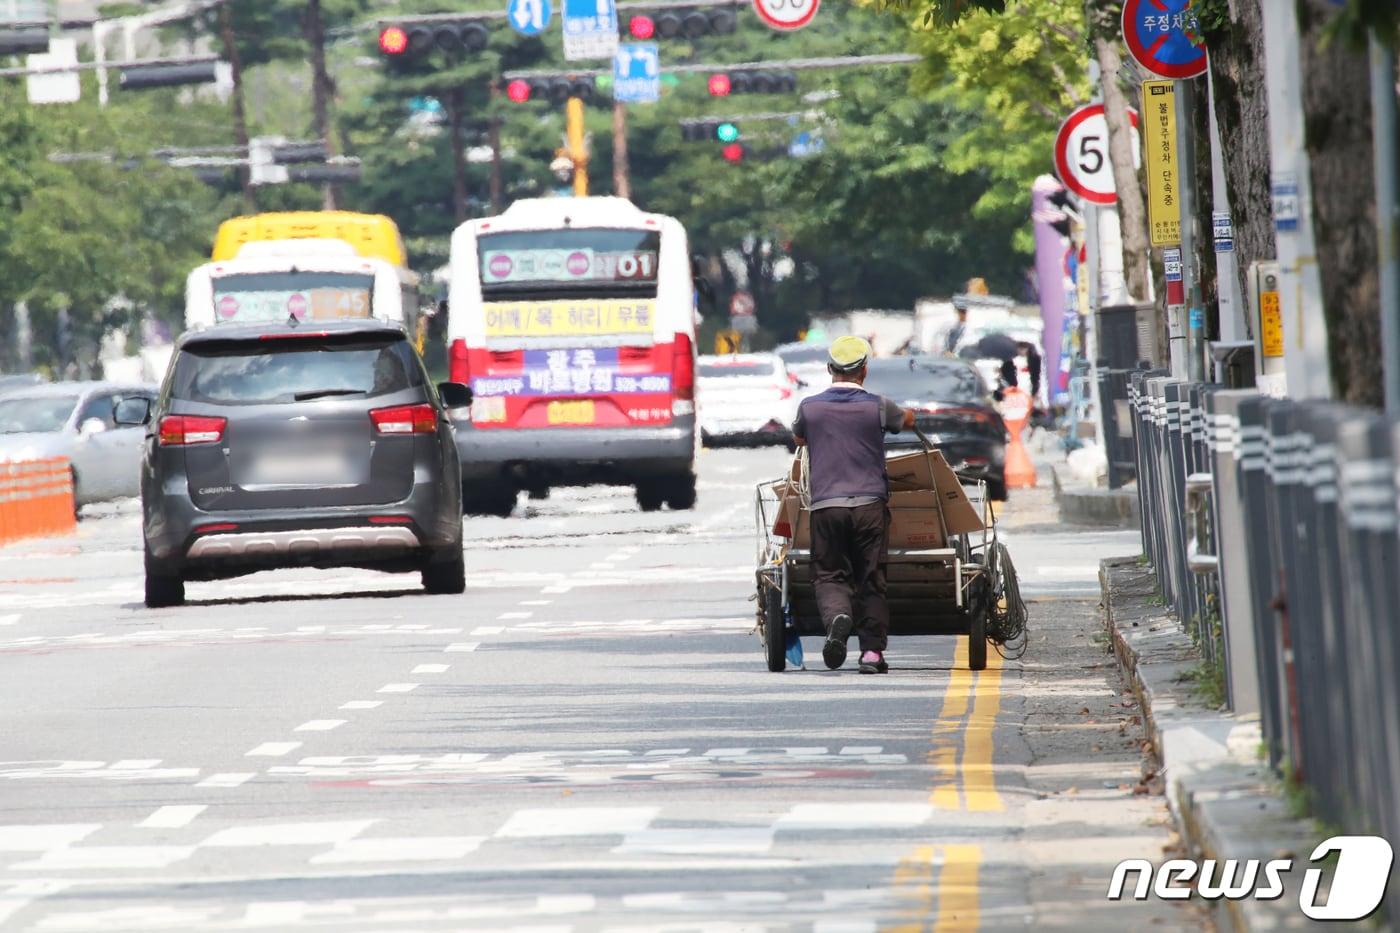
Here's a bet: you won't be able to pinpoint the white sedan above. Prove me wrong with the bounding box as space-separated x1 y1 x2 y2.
698 353 802 449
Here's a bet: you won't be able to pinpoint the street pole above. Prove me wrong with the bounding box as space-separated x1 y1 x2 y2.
1207 67 1247 379
1174 81 1204 383
489 82 503 214
612 101 630 200
566 96 588 197
1371 35 1400 415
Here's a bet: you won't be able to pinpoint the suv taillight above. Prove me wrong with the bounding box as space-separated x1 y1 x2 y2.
158 414 226 446
449 338 470 384
671 333 695 402
370 403 437 435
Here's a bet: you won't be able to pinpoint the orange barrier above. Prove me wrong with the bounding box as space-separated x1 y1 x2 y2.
1000 388 1038 489
0 458 76 547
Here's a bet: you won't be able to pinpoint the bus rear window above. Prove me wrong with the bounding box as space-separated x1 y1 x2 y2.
211 272 374 324
479 229 661 291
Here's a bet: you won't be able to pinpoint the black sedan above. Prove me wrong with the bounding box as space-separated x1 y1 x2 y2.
863 357 1009 500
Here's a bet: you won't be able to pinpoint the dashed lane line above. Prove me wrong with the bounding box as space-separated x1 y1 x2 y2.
496 611 532 620
444 643 479 653
137 805 206 829
376 683 420 694
410 664 448 674
340 701 382 710
293 720 346 732
245 742 302 758
194 773 254 789
471 626 505 635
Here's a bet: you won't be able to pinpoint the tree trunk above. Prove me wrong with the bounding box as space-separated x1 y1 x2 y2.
1094 36 1151 303
612 102 630 199
217 3 255 213
447 89 468 224
1202 0 1275 350
302 0 338 210
1299 0 1381 406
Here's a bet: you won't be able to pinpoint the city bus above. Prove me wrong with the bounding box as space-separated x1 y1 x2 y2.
445 197 700 517
185 212 425 340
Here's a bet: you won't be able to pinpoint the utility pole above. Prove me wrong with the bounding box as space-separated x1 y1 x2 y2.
489 82 503 214
217 2 255 212
566 96 588 197
612 101 630 199
447 88 468 223
303 0 337 210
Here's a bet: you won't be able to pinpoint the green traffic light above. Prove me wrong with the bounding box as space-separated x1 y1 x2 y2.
716 122 740 143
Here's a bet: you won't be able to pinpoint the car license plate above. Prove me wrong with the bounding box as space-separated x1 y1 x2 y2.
248 449 357 485
546 399 595 425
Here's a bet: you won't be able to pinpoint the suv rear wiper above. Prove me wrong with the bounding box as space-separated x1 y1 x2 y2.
293 388 367 401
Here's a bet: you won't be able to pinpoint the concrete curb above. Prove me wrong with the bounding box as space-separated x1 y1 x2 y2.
1053 469 1140 528
1099 556 1322 932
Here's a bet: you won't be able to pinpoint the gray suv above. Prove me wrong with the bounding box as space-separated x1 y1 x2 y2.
120 320 470 607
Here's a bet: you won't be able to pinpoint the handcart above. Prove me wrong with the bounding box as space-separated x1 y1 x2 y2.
753 433 1025 673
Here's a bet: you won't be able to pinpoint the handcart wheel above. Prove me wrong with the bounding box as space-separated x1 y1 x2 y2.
762 585 786 673
968 603 988 672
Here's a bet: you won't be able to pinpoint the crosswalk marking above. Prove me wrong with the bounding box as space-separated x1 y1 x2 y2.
137 806 206 829
0 825 100 851
494 807 658 838
200 820 375 848
245 742 301 757
194 772 254 788
309 835 485 864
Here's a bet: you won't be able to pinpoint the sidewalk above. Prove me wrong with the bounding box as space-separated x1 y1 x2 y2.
1098 556 1323 932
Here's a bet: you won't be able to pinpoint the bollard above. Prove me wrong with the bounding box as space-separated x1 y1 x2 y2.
1207 389 1261 715
1264 401 1306 779
1238 396 1284 767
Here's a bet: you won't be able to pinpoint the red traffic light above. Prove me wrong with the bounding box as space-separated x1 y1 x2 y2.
721 142 744 162
628 15 655 39
378 26 408 55
708 73 731 97
506 79 532 103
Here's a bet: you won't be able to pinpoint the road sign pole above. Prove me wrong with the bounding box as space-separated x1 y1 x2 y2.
612 100 630 199
1174 81 1204 383
566 96 588 196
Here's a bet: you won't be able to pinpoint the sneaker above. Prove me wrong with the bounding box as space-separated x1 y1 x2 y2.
823 613 853 669
858 651 888 674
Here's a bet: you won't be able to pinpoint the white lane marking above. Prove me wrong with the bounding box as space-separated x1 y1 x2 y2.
0 824 100 851
294 720 346 732
615 828 774 855
776 803 933 829
377 683 420 693
12 845 195 870
444 643 480 653
541 584 573 594
138 805 207 829
411 664 448 674
200 820 375 848
309 835 486 864
295 625 326 633
519 600 552 606
0 880 69 926
111 759 161 769
494 807 658 838
497 611 532 620
340 701 383 710
471 626 505 635
245 742 302 757
0 615 18 626
194 772 254 788
840 746 883 755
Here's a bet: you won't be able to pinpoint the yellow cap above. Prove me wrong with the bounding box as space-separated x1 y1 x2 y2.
828 335 872 372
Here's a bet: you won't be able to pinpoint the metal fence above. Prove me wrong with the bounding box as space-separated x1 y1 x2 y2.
1129 372 1400 920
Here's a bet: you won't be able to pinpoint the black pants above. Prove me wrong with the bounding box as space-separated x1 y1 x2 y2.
810 501 890 652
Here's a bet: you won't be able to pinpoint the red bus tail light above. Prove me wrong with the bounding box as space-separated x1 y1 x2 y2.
370 403 437 435
449 338 471 384
671 333 695 402
158 414 226 446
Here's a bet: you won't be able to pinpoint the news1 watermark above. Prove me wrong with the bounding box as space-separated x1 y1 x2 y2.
1107 836 1393 920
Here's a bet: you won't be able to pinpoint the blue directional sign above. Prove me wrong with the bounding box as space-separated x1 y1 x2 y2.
612 43 659 104
562 0 617 61
788 130 825 158
1121 0 1206 79
507 0 551 37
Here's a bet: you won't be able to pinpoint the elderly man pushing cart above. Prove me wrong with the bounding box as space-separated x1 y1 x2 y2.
790 336 916 674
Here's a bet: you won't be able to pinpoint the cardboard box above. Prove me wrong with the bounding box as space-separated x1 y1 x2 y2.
769 448 982 550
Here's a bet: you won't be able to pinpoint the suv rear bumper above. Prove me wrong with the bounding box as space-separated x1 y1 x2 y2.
452 415 696 486
185 526 420 560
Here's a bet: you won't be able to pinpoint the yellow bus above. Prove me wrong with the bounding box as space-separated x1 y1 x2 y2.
211 211 409 268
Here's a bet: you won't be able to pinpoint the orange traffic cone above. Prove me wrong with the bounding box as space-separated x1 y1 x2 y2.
1001 387 1037 489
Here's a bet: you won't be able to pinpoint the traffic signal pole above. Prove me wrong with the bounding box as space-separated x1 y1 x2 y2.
567 96 589 196
612 101 631 199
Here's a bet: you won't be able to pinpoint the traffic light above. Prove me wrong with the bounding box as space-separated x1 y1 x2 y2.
631 6 737 39
707 70 797 96
715 122 740 143
118 61 220 91
377 18 491 64
0 29 48 55
1045 186 1075 238
505 76 598 104
680 120 736 142
721 143 744 163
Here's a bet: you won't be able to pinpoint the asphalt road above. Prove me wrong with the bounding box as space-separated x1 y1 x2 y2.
0 447 1206 931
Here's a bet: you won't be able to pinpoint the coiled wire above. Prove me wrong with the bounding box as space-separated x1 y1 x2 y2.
987 539 1028 659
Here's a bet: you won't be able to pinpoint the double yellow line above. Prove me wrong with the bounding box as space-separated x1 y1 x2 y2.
889 641 1006 931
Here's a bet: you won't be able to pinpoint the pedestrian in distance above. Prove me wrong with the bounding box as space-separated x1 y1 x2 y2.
791 336 916 674
942 303 968 356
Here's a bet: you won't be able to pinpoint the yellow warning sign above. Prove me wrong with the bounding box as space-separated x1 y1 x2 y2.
1259 289 1284 358
1141 80 1181 247
715 330 742 354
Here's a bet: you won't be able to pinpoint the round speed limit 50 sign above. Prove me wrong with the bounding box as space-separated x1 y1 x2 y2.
753 0 818 31
1053 103 1140 205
